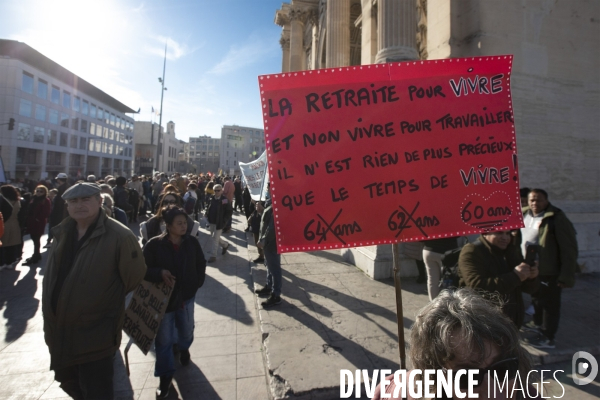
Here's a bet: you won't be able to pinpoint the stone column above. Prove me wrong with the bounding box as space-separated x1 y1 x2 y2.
326 0 350 67
280 34 291 73
361 0 378 64
289 7 307 71
375 0 419 63
275 8 291 73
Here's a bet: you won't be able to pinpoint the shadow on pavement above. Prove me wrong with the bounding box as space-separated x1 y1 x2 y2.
0 266 40 343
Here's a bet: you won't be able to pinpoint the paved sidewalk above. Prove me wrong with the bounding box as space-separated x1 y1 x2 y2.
247 235 600 399
0 211 269 399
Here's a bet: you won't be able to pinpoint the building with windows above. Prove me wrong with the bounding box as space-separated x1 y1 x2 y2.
0 39 135 181
188 135 221 174
274 0 600 275
220 125 266 176
132 121 160 176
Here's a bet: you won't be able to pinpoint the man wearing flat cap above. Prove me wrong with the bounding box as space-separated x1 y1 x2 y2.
42 182 146 399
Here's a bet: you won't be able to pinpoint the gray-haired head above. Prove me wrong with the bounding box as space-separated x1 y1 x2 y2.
409 288 533 379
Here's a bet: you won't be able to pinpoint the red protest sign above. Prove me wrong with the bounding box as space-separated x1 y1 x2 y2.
259 56 523 254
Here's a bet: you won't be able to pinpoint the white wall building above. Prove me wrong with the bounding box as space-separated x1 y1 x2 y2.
0 39 135 181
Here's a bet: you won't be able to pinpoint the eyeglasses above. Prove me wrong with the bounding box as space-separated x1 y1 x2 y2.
446 358 519 389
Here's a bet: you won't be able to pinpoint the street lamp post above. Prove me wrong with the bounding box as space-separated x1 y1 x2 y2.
156 43 168 171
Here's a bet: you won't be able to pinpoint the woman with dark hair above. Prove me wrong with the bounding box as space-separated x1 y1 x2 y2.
140 192 198 244
142 205 207 398
153 184 180 213
371 288 537 399
23 185 52 266
0 185 22 270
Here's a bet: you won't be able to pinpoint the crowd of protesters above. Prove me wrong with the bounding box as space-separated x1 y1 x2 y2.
0 170 270 398
0 170 579 398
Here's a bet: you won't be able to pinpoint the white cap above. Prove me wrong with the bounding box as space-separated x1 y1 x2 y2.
56 173 68 179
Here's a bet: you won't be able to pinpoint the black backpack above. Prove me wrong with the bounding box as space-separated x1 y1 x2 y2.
439 238 471 290
128 187 140 206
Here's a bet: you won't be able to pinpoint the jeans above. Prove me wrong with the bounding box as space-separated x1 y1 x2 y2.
423 249 444 301
532 275 562 340
208 224 227 258
154 298 195 377
264 249 282 297
54 353 114 399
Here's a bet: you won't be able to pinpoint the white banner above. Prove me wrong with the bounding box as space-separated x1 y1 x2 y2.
239 151 269 201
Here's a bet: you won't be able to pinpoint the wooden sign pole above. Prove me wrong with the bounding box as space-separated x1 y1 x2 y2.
391 243 407 370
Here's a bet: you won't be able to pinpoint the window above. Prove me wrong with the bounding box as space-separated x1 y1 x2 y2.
19 99 32 117
37 80 48 99
95 140 101 152
60 132 68 147
70 154 82 167
108 143 113 154
17 148 37 164
82 100 89 115
109 129 114 140
48 130 58 145
208 152 212 157
96 124 102 136
35 104 46 121
110 113 115 126
46 151 62 165
49 109 59 125
97 107 103 120
90 104 97 118
90 122 96 136
214 152 219 157
51 86 60 104
33 127 45 143
71 118 79 130
102 142 108 153
88 139 94 152
80 137 87 150
60 113 69 127
18 123 30 140
80 119 88 133
70 135 78 148
62 91 71 109
73 96 80 112
116 116 121 129
22 72 33 93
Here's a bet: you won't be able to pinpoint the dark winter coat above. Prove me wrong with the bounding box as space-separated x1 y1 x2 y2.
42 209 146 370
205 195 232 230
458 236 539 328
259 205 277 254
49 182 68 226
516 204 578 287
143 234 207 313
26 196 52 237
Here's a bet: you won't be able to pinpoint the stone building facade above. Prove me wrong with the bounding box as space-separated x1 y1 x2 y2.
220 125 266 176
189 135 221 174
0 39 135 181
274 0 600 276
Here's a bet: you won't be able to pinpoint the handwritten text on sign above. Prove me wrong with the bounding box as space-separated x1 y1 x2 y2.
259 56 523 253
123 281 173 355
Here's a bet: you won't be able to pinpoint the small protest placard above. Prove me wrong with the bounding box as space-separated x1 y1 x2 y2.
258 56 523 253
239 151 269 201
123 280 173 355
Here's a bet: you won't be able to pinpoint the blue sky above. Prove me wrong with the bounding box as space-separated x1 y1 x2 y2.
0 0 284 141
